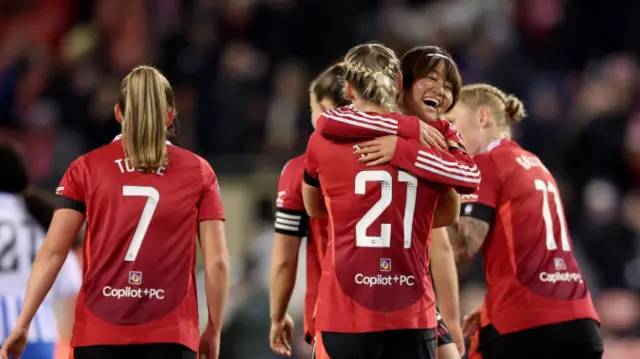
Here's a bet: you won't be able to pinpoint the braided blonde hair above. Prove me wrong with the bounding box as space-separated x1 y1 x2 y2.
343 43 401 112
459 84 526 129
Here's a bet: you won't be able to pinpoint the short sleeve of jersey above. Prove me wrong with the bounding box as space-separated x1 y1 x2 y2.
198 158 226 221
303 132 321 187
57 157 87 202
460 153 501 223
275 158 309 237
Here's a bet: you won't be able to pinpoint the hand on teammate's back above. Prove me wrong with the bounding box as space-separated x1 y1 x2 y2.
419 121 447 149
0 326 28 359
354 135 399 166
269 314 294 357
198 323 221 359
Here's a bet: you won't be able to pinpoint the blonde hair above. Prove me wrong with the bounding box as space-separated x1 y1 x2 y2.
459 84 526 128
118 65 175 172
343 43 401 112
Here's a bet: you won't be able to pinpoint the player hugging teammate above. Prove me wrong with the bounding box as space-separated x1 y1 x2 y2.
298 43 479 359
270 42 603 359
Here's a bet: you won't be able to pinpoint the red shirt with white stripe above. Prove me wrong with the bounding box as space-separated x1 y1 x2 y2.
316 106 479 194
274 154 328 341
56 137 225 351
304 108 480 333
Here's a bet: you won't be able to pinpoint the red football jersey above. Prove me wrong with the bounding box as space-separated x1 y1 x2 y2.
56 136 225 351
317 106 479 194
461 139 598 334
274 154 328 340
305 109 480 333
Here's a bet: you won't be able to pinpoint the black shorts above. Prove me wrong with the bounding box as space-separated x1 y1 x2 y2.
478 318 603 359
73 343 196 359
320 329 436 359
436 308 454 347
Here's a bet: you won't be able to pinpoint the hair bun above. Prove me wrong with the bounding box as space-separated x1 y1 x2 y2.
504 95 526 123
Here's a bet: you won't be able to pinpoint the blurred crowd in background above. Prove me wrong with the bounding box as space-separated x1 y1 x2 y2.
2 0 640 358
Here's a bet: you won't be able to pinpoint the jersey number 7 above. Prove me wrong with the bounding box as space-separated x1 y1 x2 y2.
122 186 160 262
355 170 418 249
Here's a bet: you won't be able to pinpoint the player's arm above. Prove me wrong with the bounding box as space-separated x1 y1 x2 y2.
51 251 82 340
318 108 451 150
302 133 327 218
433 188 460 228
15 158 87 331
390 138 480 194
316 107 418 140
270 162 309 323
199 220 230 334
449 154 500 261
451 217 490 262
429 228 463 352
197 159 230 335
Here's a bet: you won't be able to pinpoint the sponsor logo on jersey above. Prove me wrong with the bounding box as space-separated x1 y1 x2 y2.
102 286 165 300
554 258 567 271
379 258 391 272
129 271 142 285
539 271 583 284
354 274 415 287
55 186 64 195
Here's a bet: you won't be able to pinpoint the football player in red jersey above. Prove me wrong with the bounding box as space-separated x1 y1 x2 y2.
446 84 603 359
269 63 349 356
315 45 471 359
0 66 230 359
302 43 480 359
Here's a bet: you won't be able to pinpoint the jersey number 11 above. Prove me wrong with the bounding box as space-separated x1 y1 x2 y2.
534 179 570 252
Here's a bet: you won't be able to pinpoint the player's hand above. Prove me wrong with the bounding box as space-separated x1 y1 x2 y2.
270 314 294 357
354 136 398 166
419 121 447 149
198 325 221 359
462 306 482 338
0 326 28 359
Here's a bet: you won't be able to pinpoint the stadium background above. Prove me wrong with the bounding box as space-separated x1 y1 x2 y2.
1 0 640 358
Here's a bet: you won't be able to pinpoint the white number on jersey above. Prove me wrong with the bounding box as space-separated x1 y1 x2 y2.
354 170 418 249
534 179 570 251
0 221 37 274
122 186 160 262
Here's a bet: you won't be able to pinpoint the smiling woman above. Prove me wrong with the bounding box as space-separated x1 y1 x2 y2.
400 46 462 123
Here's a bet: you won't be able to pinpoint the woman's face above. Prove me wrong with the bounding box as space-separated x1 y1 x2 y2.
446 102 484 155
310 92 335 129
403 62 454 122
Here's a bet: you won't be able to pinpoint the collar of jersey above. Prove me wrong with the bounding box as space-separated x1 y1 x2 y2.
112 134 172 145
486 139 503 152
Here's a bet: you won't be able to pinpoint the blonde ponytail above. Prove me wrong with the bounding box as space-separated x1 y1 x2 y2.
459 84 527 127
119 66 175 172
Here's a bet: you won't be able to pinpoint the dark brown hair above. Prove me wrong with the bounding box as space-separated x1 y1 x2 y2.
401 46 462 111
310 63 350 107
118 66 176 172
343 43 402 112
